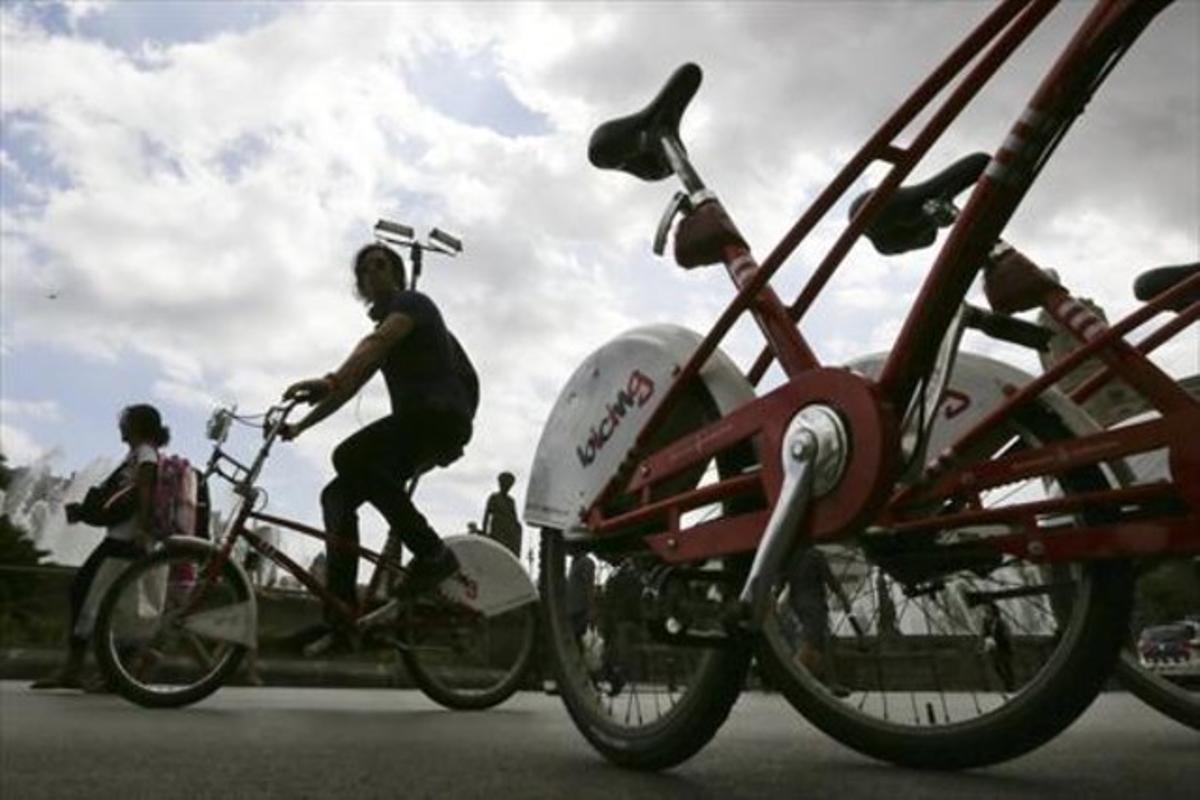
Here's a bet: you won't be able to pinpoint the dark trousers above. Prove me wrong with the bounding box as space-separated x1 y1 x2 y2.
320 411 470 608
69 538 142 647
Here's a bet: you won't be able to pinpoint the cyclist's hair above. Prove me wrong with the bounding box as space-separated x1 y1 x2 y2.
498 471 516 490
353 243 406 301
120 404 170 448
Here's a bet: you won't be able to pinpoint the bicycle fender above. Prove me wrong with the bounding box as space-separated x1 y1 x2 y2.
440 534 538 617
848 350 1134 486
523 323 756 535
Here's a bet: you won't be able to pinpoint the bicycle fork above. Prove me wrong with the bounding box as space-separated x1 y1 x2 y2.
736 404 849 629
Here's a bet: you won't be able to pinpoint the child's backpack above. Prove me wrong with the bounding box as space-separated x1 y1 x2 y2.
153 455 207 540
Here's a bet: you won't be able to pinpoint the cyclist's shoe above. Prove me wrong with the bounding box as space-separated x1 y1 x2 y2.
398 546 460 599
30 667 83 690
81 673 115 694
302 627 358 658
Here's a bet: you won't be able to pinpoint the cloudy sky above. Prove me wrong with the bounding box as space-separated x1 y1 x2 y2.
2 1 1197 564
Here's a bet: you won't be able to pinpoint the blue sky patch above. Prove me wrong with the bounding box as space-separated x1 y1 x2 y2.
1 112 72 210
406 48 550 138
213 132 270 182
73 1 285 52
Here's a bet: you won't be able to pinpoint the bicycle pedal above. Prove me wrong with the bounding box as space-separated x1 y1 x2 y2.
302 630 359 658
302 634 335 658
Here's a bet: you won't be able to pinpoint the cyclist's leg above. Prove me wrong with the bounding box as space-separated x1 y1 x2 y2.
343 411 469 589
323 417 402 609
33 538 140 688
324 413 438 599
352 413 458 552
319 475 363 609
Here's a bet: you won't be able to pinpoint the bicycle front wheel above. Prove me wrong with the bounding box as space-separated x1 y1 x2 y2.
93 539 253 708
398 598 538 710
540 530 752 771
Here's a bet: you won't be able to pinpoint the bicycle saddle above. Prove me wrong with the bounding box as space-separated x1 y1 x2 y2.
588 63 702 181
1133 262 1199 311
850 152 991 255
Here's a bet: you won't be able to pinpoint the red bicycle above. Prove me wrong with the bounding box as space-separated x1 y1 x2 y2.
525 0 1198 771
92 400 539 710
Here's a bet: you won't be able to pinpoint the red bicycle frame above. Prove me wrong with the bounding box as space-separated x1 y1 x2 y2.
204 497 404 626
581 0 1198 565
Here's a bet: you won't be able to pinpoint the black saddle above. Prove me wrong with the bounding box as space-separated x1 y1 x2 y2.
588 63 703 181
850 152 991 256
1132 263 1200 311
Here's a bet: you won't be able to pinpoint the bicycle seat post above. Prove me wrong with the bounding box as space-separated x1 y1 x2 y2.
660 134 707 197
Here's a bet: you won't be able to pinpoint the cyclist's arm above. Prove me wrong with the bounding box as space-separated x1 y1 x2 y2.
289 313 414 435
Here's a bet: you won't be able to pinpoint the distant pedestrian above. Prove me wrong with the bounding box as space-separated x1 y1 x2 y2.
31 404 169 691
481 471 522 557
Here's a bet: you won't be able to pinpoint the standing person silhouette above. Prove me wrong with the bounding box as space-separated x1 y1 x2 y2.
481 471 522 557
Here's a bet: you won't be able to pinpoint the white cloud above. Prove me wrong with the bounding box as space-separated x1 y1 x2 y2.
0 398 62 421
0 423 47 466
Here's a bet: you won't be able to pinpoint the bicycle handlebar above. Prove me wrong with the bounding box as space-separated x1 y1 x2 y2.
203 399 302 497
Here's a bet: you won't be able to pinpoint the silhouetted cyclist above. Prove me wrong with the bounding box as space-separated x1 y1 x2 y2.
281 243 479 627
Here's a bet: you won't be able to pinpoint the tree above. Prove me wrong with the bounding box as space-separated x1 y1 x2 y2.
0 451 52 642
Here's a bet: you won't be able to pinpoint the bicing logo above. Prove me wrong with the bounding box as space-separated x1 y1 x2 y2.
576 370 656 468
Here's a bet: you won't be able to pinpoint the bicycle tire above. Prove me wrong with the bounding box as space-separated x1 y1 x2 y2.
756 398 1134 769
540 529 751 771
93 538 252 709
1116 648 1200 730
1111 374 1200 731
400 600 538 711
536 377 758 771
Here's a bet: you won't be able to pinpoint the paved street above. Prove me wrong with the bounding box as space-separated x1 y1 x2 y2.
1 682 1195 799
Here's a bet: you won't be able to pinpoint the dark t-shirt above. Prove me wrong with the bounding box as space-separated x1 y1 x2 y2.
370 290 475 421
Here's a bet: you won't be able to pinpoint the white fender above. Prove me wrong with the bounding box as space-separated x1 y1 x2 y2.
523 324 757 534
848 350 1131 483
439 534 538 617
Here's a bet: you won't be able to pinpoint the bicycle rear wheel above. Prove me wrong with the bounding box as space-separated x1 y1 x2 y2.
93 539 252 708
757 399 1134 769
398 598 538 710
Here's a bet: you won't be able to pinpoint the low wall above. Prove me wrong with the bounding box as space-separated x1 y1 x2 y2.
0 564 550 688
0 565 1117 692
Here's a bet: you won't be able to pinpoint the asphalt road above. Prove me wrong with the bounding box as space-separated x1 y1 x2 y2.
1 682 1195 799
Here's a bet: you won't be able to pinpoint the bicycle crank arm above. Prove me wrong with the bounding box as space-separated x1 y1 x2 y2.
732 404 851 630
